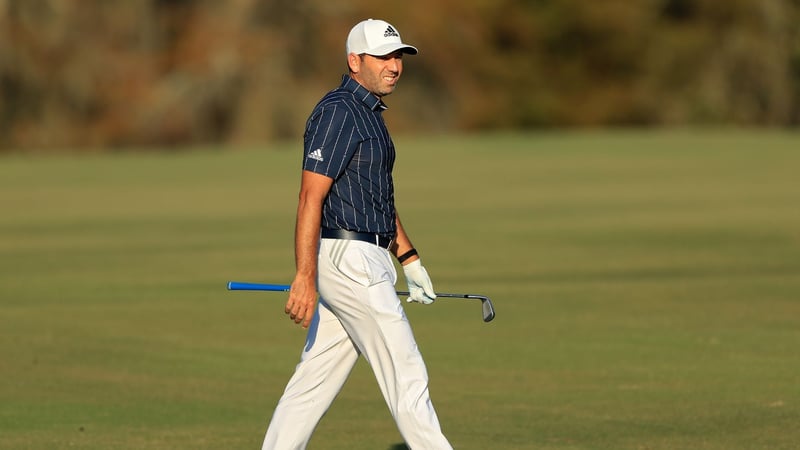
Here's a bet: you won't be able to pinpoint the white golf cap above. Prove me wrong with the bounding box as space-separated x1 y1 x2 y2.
346 19 418 56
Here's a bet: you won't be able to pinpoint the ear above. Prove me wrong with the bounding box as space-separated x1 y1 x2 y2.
347 53 361 73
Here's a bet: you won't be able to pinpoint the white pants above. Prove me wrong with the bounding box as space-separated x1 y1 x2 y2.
262 238 452 450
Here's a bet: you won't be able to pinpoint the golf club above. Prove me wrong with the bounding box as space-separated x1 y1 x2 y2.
227 281 495 323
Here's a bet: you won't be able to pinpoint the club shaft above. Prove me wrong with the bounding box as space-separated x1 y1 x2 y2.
396 291 485 300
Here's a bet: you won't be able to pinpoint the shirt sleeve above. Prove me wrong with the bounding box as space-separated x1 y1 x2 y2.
303 102 360 180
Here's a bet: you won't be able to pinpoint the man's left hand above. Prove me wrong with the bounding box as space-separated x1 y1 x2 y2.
402 260 436 304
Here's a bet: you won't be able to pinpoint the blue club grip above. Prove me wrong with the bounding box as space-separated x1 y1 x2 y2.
227 281 291 292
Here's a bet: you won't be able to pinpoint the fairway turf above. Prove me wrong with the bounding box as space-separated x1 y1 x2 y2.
1 130 799 449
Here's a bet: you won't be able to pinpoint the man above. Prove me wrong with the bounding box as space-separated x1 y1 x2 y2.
261 19 453 450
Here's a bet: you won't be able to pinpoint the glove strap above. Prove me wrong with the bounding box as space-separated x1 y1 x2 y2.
397 248 418 264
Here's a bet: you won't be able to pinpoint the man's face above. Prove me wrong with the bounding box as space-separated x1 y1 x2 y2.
349 51 404 97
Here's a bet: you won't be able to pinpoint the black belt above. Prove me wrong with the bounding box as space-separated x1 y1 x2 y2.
321 228 394 249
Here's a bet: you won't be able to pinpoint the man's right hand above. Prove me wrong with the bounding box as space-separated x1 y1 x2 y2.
285 276 317 329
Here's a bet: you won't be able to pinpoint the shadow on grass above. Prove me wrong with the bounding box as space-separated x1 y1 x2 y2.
387 444 409 450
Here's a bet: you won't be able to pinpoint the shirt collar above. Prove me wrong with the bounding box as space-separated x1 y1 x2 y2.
340 75 388 112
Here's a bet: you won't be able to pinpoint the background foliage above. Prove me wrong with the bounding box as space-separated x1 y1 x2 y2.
2 0 800 151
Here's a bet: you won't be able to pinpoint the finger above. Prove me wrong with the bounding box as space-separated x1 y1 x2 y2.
292 301 308 324
285 293 296 314
302 311 313 329
421 280 436 299
286 301 297 319
290 305 301 321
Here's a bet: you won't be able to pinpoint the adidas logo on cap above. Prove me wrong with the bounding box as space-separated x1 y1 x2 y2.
384 26 399 38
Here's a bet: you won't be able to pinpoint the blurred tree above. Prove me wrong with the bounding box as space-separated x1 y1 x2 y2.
0 0 797 151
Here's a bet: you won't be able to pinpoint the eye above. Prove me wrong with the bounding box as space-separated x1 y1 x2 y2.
379 52 403 61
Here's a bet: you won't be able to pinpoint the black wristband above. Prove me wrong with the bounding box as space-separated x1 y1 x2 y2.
397 248 418 264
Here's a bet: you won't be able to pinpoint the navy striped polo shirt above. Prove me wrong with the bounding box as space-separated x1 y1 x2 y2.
302 75 397 236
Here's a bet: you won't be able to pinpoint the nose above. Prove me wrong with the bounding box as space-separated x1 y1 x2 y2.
387 57 401 73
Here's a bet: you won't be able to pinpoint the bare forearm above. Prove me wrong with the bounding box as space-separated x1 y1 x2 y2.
294 195 322 280
392 212 419 265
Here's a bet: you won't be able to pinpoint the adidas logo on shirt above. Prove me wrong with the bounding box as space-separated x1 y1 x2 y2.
384 26 399 38
308 148 324 162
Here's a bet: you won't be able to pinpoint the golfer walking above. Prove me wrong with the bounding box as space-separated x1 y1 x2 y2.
261 19 453 450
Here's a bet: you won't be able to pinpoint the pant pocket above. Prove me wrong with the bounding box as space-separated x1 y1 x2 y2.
328 240 395 287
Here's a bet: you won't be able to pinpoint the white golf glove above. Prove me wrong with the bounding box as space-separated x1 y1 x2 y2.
402 259 436 305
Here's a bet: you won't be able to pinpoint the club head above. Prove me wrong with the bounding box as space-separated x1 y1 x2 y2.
471 295 495 322
398 291 495 323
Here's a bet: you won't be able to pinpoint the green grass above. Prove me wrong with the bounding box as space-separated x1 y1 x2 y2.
1 129 799 449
